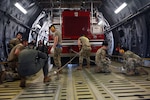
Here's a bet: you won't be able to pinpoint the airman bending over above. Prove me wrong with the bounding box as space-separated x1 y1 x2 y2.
119 48 148 75
77 35 91 70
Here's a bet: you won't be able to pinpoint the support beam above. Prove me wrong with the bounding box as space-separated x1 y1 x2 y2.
105 3 150 33
0 9 30 30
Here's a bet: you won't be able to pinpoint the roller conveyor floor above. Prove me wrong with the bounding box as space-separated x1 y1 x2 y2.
0 61 150 100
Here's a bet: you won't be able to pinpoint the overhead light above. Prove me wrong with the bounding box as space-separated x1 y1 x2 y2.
36 24 42 29
98 20 103 25
114 2 127 14
14 2 27 14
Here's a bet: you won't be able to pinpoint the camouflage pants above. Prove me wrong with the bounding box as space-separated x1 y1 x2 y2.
124 58 139 71
96 57 111 71
53 47 62 67
7 59 18 72
79 46 91 65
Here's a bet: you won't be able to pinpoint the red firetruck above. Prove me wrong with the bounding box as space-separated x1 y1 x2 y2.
48 10 105 59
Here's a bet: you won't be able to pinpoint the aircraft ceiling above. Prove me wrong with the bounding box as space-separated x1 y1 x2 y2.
36 0 103 10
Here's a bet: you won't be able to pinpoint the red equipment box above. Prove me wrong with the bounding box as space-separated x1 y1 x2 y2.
62 10 91 39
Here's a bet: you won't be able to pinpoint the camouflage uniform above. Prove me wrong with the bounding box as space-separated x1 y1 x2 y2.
95 47 111 72
78 36 91 69
123 50 142 74
53 30 62 68
7 43 25 71
8 38 21 52
0 65 5 84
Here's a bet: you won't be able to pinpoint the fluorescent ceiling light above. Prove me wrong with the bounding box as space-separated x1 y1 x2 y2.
114 2 127 14
36 24 42 29
14 2 27 14
98 20 103 25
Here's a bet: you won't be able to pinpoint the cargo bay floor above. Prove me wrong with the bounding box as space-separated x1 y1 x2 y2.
0 61 150 100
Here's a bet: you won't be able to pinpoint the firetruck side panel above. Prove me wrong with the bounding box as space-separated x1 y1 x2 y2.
48 10 104 56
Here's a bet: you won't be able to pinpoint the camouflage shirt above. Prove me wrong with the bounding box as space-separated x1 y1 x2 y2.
123 50 141 61
7 43 25 61
9 38 21 49
53 30 62 45
95 47 107 64
78 36 91 47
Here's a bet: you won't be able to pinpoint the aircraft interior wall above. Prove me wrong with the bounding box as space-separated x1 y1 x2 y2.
0 0 41 60
99 0 150 57
0 0 150 61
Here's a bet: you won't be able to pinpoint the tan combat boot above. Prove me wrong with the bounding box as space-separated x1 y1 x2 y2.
43 76 51 83
126 70 135 76
77 64 82 70
95 66 102 73
58 67 63 74
20 77 26 88
0 71 6 84
86 64 90 69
